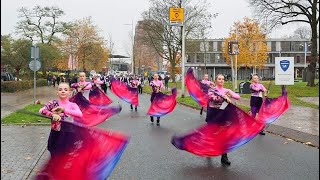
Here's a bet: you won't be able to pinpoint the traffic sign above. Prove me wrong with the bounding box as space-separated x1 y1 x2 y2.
29 60 41 72
275 57 294 85
169 7 184 26
31 46 40 60
228 41 240 55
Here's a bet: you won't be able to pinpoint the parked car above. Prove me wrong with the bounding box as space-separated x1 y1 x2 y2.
1 72 15 81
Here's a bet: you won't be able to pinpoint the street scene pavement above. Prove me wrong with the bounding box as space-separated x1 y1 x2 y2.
1 87 319 180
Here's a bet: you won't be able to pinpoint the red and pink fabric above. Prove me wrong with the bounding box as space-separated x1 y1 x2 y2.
147 88 177 117
111 79 138 106
36 122 129 180
185 68 210 108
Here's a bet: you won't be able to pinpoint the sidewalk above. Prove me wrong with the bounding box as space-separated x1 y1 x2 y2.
1 86 319 179
1 86 57 119
1 86 57 180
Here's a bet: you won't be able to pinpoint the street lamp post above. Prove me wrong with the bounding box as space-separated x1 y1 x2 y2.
124 20 135 74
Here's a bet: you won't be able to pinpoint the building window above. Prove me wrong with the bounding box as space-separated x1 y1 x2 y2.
187 54 191 63
307 42 312 51
267 42 272 51
214 54 221 63
271 41 277 51
213 41 218 51
208 41 213 52
196 53 204 63
291 41 304 52
187 53 195 63
268 54 272 63
296 55 301 63
200 41 209 52
281 41 291 51
206 53 214 63
271 53 280 63
217 41 222 51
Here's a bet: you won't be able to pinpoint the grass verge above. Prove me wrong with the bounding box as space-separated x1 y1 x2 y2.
146 80 319 109
1 104 50 124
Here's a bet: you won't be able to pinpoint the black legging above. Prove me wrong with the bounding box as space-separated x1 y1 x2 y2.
138 86 143 94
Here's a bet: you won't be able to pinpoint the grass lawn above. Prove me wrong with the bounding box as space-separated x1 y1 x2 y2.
144 79 319 109
1 104 50 124
235 80 319 109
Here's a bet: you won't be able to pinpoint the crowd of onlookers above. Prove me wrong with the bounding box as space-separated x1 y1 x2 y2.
46 74 67 87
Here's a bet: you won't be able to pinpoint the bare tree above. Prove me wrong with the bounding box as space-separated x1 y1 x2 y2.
140 0 216 82
16 6 71 45
106 33 115 72
292 26 312 39
107 33 115 56
249 0 319 86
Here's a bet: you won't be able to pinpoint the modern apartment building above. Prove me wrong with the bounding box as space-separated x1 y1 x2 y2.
185 38 319 80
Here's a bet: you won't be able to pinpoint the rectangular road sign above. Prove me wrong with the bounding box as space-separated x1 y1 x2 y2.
31 46 40 60
275 57 294 85
169 7 184 25
228 41 240 55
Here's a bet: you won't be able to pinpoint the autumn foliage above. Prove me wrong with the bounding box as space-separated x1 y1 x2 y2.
223 17 269 70
62 17 110 72
166 54 181 75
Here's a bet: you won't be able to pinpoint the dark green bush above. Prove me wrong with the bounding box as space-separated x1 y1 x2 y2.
1 79 47 92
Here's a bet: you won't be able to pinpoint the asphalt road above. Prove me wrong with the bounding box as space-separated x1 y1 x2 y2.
24 90 319 180
100 91 319 180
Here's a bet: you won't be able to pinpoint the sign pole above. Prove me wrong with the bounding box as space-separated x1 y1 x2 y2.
30 46 40 104
169 4 184 97
235 29 238 91
181 24 185 98
33 47 36 104
230 55 235 92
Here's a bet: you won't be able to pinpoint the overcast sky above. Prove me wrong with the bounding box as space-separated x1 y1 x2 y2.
1 0 303 56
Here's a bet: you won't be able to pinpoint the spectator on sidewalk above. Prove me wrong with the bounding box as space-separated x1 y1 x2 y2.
164 75 170 90
47 74 52 87
138 75 144 94
56 76 61 85
52 75 57 87
61 75 66 83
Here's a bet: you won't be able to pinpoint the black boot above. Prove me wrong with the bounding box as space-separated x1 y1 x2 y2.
259 130 266 135
135 106 137 111
130 104 133 110
156 118 160 126
221 154 231 166
200 107 203 115
150 116 154 123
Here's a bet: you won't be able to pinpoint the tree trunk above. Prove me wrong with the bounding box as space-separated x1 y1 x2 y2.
15 68 20 80
171 60 176 83
307 1 318 87
42 67 47 79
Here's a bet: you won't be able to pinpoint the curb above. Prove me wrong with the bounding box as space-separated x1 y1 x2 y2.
1 123 50 126
22 143 47 180
266 124 319 147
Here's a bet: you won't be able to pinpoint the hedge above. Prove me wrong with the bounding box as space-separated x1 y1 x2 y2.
1 79 48 92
